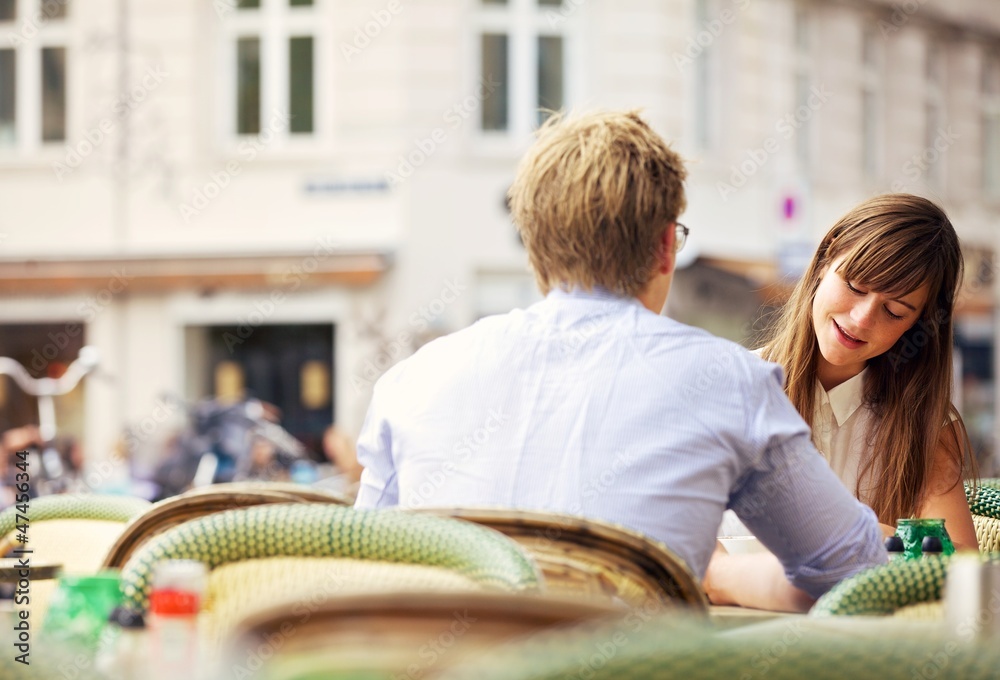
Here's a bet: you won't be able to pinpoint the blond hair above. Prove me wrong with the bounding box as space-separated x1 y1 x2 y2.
508 110 687 297
759 193 975 523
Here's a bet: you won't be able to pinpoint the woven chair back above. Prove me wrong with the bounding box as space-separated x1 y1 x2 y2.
0 494 150 621
973 514 1000 552
203 556 487 648
966 482 1000 519
226 591 621 679
811 555 951 616
429 611 1000 680
412 507 707 611
102 489 312 569
178 481 351 505
119 504 543 612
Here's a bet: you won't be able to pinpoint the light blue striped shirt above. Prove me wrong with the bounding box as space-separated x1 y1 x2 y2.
355 287 886 597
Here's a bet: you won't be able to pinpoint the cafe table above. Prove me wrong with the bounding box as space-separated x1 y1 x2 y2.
0 557 62 583
709 604 805 629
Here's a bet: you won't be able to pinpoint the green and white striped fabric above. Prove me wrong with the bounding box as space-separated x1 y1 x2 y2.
119 504 543 611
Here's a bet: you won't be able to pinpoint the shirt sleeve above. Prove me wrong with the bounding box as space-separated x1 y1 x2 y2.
730 363 887 599
353 381 400 509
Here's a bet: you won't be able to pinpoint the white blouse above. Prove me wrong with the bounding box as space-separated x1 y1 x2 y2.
812 368 877 507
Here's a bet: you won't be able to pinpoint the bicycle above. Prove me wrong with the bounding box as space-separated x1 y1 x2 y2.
0 346 99 495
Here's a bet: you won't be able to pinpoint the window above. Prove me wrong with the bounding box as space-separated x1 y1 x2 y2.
793 7 814 170
861 27 882 179
693 0 720 150
475 0 573 137
984 55 1000 197
0 0 69 152
221 0 318 140
925 41 946 187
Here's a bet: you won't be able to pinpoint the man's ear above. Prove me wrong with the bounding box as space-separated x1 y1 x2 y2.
658 227 676 275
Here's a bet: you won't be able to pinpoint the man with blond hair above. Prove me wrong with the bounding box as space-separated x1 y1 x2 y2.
355 110 885 611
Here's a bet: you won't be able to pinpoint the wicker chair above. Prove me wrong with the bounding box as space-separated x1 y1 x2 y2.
178 481 352 505
812 514 1000 619
966 482 1000 518
426 611 1000 680
225 590 622 680
0 494 150 620
412 507 708 612
974 514 1000 552
118 504 544 646
810 555 952 616
0 493 150 575
102 488 317 569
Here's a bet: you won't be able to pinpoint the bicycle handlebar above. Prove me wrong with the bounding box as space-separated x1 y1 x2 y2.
0 346 99 397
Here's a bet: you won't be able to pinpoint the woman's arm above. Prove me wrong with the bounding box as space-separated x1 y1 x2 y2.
917 421 978 552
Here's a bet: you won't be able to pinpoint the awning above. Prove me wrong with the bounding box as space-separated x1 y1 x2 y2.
0 250 392 295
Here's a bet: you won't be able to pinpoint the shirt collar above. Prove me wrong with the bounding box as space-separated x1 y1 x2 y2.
545 285 644 307
816 369 867 427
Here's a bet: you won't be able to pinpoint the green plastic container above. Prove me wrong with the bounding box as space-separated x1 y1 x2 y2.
42 571 123 650
895 518 955 560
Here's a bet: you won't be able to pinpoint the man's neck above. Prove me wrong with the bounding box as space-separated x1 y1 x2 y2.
636 273 671 314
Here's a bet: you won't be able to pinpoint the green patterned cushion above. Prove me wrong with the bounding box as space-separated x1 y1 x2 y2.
966 482 1000 518
0 494 151 540
811 556 951 616
120 504 542 611
429 614 1000 680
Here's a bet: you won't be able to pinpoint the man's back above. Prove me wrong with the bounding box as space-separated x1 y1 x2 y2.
355 287 882 591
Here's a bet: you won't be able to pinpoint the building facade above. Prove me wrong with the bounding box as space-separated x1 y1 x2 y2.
1 0 999 475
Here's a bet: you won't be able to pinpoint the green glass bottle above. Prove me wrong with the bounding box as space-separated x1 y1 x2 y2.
894 518 955 560
42 571 123 650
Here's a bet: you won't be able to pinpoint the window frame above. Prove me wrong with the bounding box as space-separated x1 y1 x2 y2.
692 0 724 152
0 0 70 156
470 0 580 148
216 0 327 154
924 39 947 188
792 5 816 173
983 53 1000 199
860 25 884 181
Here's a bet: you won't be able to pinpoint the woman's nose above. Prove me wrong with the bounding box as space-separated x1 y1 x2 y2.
850 299 878 328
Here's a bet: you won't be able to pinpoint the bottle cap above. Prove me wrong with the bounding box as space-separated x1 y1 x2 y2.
149 560 207 616
884 535 905 553
922 536 944 554
108 606 145 629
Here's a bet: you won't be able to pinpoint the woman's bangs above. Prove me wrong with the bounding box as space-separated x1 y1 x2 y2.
836 235 939 298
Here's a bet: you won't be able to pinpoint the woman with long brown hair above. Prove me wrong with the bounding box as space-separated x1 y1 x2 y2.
706 193 977 611
759 193 977 547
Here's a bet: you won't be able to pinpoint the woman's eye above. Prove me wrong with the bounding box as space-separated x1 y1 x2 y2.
846 281 864 294
885 307 905 320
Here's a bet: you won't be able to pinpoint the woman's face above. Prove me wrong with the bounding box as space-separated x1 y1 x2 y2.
811 257 930 387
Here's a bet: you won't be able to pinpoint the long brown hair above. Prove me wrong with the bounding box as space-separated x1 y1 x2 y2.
760 193 974 523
